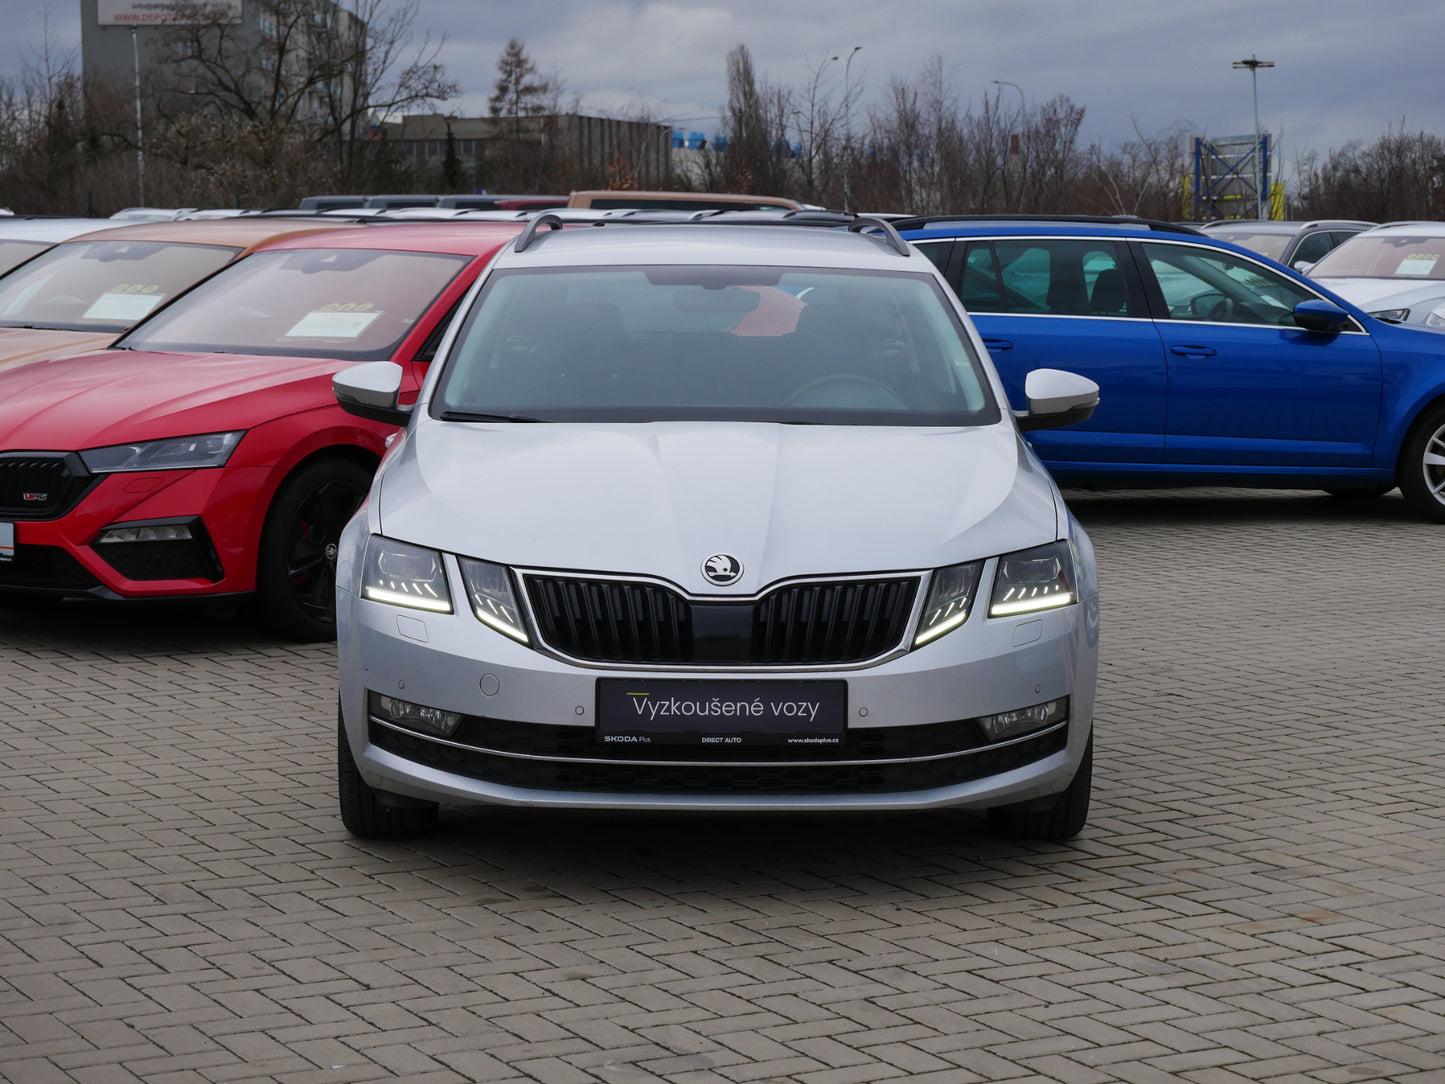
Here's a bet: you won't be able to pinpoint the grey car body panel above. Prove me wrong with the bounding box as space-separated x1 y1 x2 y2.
335 223 1098 814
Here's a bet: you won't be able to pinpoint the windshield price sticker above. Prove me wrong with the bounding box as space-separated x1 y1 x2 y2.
83 290 165 322
0 521 14 563
285 306 381 339
596 678 847 746
1397 253 1440 277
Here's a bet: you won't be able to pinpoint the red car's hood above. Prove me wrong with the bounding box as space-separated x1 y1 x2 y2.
0 328 117 373
0 349 359 451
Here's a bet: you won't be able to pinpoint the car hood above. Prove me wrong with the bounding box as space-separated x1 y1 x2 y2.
0 327 116 373
376 421 1061 593
0 349 357 450
1315 276 1445 313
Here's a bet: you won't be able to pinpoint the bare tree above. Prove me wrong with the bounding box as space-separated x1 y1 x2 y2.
143 0 456 199
720 44 790 194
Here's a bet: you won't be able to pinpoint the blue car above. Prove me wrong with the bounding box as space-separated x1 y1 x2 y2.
896 215 1445 522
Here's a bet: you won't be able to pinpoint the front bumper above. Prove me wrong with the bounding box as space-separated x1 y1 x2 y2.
0 464 274 599
337 559 1100 814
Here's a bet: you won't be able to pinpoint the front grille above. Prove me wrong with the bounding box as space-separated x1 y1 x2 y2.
0 544 102 591
369 716 1065 795
525 574 919 666
0 453 95 519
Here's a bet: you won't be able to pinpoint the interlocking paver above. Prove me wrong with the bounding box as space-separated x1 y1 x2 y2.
3 489 1445 1083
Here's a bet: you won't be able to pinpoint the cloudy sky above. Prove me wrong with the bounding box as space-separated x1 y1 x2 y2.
8 0 1443 182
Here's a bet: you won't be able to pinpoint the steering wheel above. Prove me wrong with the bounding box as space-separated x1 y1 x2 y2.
784 374 909 410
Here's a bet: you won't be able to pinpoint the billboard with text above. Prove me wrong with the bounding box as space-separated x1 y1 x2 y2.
97 1 243 26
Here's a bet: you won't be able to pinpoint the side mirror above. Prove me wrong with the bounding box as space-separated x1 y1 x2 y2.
334 361 411 425
1292 298 1350 333
1016 368 1100 432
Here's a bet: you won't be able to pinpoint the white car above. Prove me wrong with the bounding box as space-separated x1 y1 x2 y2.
331 215 1102 841
1306 221 1445 329
0 216 132 276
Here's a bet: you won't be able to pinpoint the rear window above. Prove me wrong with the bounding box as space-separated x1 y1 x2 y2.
0 240 239 332
119 248 470 361
433 265 999 426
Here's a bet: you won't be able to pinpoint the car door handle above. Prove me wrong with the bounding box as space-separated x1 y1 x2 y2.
1169 344 1217 358
982 338 1014 351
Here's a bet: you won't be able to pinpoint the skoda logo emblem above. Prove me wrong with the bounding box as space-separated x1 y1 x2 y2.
702 553 743 586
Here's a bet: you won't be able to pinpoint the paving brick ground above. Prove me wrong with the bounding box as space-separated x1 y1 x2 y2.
2 487 1443 1084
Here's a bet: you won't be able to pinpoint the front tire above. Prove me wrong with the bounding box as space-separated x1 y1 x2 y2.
987 734 1092 841
337 713 439 839
1397 402 1445 523
255 457 372 640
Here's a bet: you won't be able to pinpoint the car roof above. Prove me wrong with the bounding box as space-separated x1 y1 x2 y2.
1201 219 1376 234
61 216 365 252
0 217 134 242
494 219 917 271
256 220 528 256
1356 221 1445 235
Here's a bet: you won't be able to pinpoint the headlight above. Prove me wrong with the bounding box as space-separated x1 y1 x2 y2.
361 536 452 613
457 557 529 643
1425 304 1445 330
913 561 983 646
1370 308 1410 323
80 431 243 473
989 541 1075 617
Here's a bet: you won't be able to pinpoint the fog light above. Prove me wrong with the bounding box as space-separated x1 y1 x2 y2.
977 697 1067 742
96 523 194 544
368 691 464 738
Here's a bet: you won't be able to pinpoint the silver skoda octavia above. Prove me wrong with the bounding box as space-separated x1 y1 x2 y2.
332 216 1102 840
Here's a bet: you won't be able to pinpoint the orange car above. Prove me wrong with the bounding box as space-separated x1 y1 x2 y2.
0 216 361 373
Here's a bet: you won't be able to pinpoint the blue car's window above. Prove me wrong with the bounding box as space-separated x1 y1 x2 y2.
1144 242 1316 326
993 239 1129 317
959 243 1005 312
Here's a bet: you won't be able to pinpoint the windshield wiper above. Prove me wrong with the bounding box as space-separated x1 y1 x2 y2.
438 410 547 423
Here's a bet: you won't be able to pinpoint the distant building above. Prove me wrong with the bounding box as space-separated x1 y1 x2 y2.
80 0 363 124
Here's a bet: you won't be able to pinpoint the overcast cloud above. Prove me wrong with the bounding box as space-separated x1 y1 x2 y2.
8 0 1442 185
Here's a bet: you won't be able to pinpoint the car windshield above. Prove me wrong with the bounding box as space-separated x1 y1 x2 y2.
1203 229 1289 261
119 247 471 360
433 265 999 426
0 239 51 276
1310 234 1445 280
0 239 238 332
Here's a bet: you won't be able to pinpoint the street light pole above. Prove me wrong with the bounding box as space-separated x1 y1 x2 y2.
132 27 145 207
990 81 1024 211
843 45 861 214
1232 55 1273 219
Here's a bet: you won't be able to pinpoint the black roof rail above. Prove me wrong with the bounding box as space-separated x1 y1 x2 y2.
505 207 912 256
893 213 1202 235
514 213 566 252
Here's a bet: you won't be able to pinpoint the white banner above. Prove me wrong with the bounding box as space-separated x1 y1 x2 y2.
97 0 243 26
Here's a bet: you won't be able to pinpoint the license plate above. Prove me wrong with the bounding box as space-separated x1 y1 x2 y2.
596 678 847 746
0 522 12 563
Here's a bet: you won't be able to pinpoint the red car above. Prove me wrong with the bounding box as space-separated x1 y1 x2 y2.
0 222 524 638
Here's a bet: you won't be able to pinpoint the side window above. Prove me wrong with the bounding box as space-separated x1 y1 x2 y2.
1291 231 1335 267
994 239 1129 317
1143 242 1316 326
412 295 465 363
915 240 952 272
958 242 1004 312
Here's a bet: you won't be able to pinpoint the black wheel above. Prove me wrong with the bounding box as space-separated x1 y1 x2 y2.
1397 402 1445 523
337 712 439 839
255 457 372 640
987 734 1092 841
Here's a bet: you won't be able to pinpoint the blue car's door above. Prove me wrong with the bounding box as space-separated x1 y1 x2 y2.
1138 240 1383 468
942 237 1169 464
